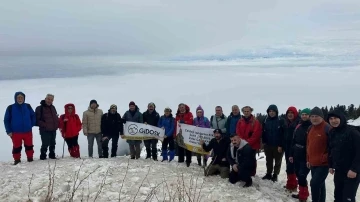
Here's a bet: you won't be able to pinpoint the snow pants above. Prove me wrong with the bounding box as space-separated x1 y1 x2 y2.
285 150 295 174
12 132 34 160
294 159 310 187
310 166 328 202
229 168 252 184
40 131 56 159
65 136 80 158
144 139 158 159
178 147 192 163
334 169 360 202
264 145 284 175
102 135 119 158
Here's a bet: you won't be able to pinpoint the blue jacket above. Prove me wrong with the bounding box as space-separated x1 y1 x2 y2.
225 113 241 136
158 115 175 137
4 92 36 134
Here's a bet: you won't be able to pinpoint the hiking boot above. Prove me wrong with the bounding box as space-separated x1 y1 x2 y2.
243 179 253 188
13 160 21 165
27 158 33 162
49 156 57 160
130 156 135 159
271 174 278 182
197 158 202 166
262 173 272 180
186 162 191 167
291 194 299 199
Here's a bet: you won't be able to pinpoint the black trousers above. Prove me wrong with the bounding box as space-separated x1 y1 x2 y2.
144 139 158 159
178 146 192 163
162 136 175 151
40 131 57 158
334 170 360 202
65 136 79 149
229 168 252 184
294 158 310 186
102 135 119 158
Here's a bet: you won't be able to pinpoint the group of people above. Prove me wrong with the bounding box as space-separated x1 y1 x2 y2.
3 91 360 202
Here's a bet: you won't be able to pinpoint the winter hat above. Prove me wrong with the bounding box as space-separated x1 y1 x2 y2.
164 107 172 113
213 129 222 134
310 107 324 119
286 106 298 118
300 108 311 115
196 105 204 112
89 100 98 107
267 104 278 114
129 101 136 106
110 104 117 110
148 102 156 108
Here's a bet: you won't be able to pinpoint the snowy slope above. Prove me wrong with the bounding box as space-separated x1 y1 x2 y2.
0 153 348 202
348 117 360 126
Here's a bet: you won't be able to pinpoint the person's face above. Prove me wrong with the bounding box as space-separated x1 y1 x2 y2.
129 105 135 111
16 94 24 104
310 115 323 125
179 105 186 113
301 113 310 121
90 103 97 109
215 107 222 116
231 136 241 147
268 110 277 118
214 132 221 140
165 111 171 116
242 107 251 118
232 107 240 115
45 96 54 106
148 105 154 112
196 110 203 117
287 111 294 120
110 108 117 114
329 116 341 128
67 105 73 114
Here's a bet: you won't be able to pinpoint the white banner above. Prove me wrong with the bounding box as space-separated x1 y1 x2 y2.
175 123 214 154
124 121 165 140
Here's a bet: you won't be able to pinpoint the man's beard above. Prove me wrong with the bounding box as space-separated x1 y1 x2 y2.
215 136 221 140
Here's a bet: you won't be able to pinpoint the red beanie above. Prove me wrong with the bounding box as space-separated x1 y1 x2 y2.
129 101 136 106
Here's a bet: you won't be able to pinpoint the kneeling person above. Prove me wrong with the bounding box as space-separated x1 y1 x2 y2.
227 134 256 187
200 129 230 178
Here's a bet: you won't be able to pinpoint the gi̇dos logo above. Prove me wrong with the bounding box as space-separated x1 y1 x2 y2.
128 124 138 135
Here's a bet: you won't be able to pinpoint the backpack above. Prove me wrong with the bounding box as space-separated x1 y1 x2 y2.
7 104 33 124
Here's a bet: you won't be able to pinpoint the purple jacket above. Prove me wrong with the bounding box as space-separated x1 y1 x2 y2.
193 105 210 128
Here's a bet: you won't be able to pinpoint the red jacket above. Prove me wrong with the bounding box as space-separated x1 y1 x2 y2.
174 104 194 137
236 115 262 150
59 103 82 138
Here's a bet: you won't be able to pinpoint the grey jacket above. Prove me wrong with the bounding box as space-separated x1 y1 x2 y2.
123 106 143 144
210 114 227 134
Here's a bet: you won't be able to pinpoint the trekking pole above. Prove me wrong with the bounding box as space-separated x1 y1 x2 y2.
62 138 65 158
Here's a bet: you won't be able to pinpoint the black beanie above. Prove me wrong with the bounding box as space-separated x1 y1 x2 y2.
89 100 98 107
310 107 324 119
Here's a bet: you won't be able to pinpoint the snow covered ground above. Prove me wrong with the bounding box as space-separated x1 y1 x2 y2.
0 151 352 202
348 117 360 126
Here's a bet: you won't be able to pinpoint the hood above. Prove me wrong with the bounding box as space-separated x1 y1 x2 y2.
196 105 204 117
176 104 190 115
286 106 298 120
238 139 248 149
327 110 347 129
64 103 76 115
14 91 25 104
267 104 278 116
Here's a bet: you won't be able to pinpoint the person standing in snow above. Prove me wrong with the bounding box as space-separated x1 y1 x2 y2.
236 106 262 176
261 104 285 182
82 100 103 158
200 129 230 178
101 104 123 158
227 134 256 187
210 106 227 135
122 101 143 159
283 106 300 191
59 103 82 158
225 105 241 137
193 105 210 167
306 107 331 202
327 110 360 202
36 94 59 160
289 108 312 201
3 92 36 165
143 102 160 161
175 103 194 167
158 107 175 162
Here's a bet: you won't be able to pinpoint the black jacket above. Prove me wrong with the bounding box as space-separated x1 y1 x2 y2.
143 110 160 127
101 111 123 136
290 120 312 161
227 141 256 171
202 137 230 167
283 117 300 153
328 110 360 173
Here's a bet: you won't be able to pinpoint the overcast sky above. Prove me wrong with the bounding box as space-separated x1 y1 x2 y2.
0 0 359 57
